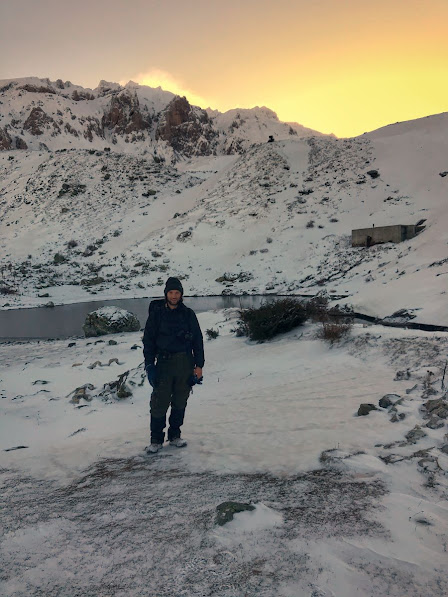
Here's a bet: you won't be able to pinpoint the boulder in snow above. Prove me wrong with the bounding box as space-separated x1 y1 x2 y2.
422 398 448 419
357 403 377 416
405 426 427 444
215 501 255 526
378 394 400 409
83 306 140 337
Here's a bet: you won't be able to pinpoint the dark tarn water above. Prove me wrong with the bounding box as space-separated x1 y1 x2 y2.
0 295 284 341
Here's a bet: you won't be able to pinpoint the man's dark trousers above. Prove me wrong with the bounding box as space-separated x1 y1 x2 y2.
150 352 193 444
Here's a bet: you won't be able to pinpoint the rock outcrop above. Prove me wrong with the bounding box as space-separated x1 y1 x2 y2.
156 96 217 156
0 127 12 150
23 107 60 136
102 89 151 135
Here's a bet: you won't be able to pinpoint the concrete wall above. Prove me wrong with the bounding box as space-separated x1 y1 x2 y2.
352 225 417 247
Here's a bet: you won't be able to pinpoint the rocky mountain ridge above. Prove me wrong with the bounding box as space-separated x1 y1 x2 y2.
0 77 323 160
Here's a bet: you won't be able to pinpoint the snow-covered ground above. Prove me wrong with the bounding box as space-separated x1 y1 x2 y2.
1 309 447 596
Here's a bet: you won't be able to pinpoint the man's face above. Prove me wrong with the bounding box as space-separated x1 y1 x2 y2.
166 289 182 308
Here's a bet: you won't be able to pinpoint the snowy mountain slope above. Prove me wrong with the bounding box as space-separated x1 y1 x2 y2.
1 78 447 324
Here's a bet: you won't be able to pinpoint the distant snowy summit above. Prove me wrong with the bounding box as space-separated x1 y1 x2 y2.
0 76 325 160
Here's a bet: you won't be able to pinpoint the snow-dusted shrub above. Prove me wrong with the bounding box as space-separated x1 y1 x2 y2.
317 320 353 344
206 328 219 340
237 299 308 342
0 285 17 295
53 252 67 264
304 294 329 322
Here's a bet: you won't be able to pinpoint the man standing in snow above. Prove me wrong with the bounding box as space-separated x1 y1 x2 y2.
143 277 204 454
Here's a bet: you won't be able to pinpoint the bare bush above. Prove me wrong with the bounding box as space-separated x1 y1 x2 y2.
318 320 353 344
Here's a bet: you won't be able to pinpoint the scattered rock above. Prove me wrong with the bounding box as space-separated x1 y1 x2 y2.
422 398 448 419
100 371 133 400
32 380 49 385
440 444 448 455
413 517 433 526
4 445 29 452
379 454 405 465
357 403 377 416
383 309 417 324
390 412 406 423
83 306 140 337
367 169 380 179
87 358 121 369
425 415 445 430
379 394 400 409
405 384 418 394
215 501 255 526
69 384 95 404
439 171 448 178
395 369 411 381
69 428 86 437
417 457 439 472
108 339 118 345
67 342 76 348
44 301 55 308
405 426 427 444
177 230 192 242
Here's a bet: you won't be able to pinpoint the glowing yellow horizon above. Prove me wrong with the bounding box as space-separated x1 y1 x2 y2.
3 0 447 138
129 1 448 138
133 62 448 138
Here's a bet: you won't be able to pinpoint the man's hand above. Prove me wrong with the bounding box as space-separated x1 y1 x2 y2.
189 367 203 386
146 364 157 388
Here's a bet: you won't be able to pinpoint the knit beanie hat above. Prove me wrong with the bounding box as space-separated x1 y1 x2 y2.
164 277 184 296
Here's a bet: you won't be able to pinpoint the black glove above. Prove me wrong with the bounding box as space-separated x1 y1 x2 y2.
146 364 157 388
189 374 203 387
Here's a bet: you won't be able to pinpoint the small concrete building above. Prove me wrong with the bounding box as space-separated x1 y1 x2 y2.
352 223 425 247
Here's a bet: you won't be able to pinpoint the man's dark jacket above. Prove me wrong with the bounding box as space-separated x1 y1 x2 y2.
143 300 204 369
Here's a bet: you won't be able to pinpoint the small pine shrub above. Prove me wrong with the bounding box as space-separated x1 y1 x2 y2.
237 298 308 341
306 220 315 228
206 328 219 340
53 253 67 264
0 285 17 295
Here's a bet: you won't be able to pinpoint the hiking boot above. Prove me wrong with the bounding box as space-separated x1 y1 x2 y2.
169 437 187 448
146 443 162 454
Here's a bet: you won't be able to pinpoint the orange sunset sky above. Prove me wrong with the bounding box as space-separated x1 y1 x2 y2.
1 0 447 137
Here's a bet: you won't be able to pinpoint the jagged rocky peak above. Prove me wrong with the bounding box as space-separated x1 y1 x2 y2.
96 80 122 96
156 96 217 157
102 88 151 135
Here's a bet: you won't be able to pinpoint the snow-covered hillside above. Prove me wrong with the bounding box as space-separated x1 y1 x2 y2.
1 77 447 325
